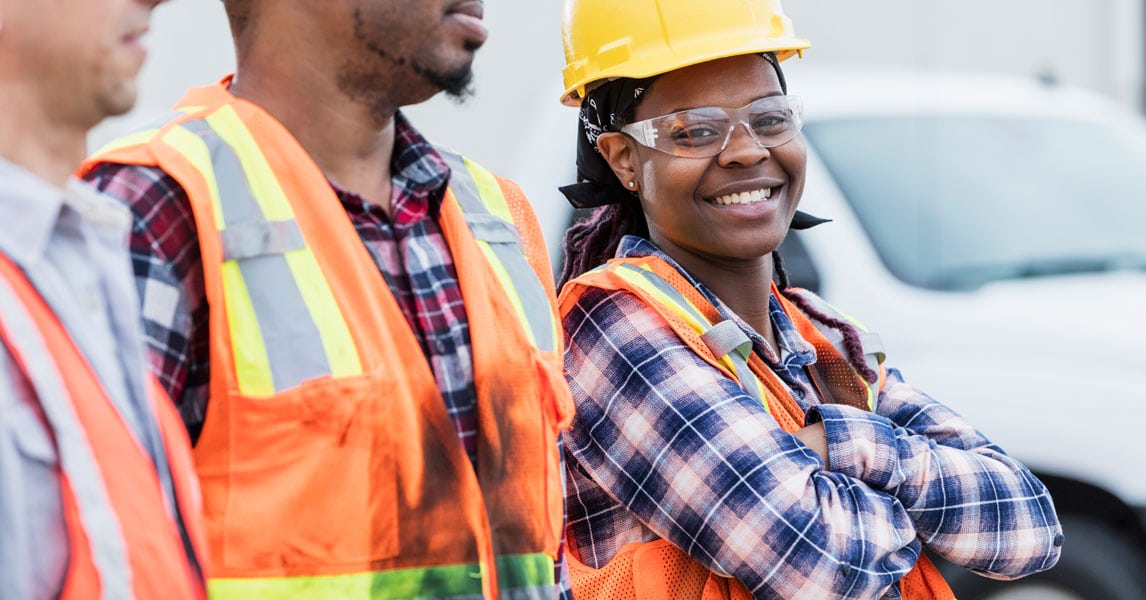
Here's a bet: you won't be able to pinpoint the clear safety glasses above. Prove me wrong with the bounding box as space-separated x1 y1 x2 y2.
619 95 804 158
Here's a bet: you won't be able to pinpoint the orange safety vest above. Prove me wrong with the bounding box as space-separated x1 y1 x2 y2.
559 255 954 600
0 254 207 600
79 78 573 599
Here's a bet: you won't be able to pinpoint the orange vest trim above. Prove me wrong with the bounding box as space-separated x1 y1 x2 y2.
80 77 571 600
559 255 954 600
0 255 207 600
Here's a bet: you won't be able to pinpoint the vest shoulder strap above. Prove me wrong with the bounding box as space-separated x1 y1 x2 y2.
79 82 231 176
565 257 810 430
436 146 560 354
0 256 135 598
769 287 883 410
785 287 885 367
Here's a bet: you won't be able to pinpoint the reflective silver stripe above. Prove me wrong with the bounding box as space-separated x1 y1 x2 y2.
180 119 333 391
181 120 266 225
465 213 522 244
621 264 766 406
615 263 711 326
0 277 133 600
220 220 307 262
438 149 556 352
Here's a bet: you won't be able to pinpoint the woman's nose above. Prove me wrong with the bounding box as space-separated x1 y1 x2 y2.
717 121 770 166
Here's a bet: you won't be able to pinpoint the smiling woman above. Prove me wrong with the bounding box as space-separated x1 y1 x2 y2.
554 0 1065 598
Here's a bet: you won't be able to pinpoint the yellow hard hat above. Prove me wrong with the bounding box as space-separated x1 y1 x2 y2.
560 0 810 106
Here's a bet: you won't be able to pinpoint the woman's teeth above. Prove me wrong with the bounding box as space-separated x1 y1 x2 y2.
710 187 774 205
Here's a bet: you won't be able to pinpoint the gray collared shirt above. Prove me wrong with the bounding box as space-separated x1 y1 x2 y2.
0 158 182 599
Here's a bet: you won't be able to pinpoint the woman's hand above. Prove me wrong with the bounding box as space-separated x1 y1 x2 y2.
793 421 829 468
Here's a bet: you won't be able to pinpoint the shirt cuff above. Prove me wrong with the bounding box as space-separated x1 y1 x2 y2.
807 404 899 490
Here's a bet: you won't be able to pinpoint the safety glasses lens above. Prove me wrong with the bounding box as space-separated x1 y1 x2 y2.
624 96 803 158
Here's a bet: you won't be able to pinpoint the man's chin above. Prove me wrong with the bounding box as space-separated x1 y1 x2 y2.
415 60 476 101
100 85 139 119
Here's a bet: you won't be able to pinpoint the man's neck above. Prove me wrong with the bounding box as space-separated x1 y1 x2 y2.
0 94 86 190
229 58 399 211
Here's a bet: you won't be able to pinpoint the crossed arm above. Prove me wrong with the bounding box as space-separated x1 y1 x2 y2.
562 287 1062 598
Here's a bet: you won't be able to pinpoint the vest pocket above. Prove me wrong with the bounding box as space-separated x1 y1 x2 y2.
217 370 398 573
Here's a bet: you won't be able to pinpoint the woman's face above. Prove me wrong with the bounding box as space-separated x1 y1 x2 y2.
606 54 807 266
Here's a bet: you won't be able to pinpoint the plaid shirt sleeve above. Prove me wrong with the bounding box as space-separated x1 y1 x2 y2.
83 163 210 440
563 287 923 599
809 370 1063 579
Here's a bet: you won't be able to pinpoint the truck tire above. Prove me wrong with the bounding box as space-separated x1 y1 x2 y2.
940 516 1146 600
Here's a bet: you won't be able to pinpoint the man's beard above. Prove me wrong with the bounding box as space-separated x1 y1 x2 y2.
411 39 482 100
413 61 475 100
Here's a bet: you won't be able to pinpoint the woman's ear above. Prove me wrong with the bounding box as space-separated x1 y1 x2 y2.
597 132 640 192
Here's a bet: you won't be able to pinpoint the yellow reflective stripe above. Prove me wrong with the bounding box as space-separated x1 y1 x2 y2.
93 128 161 156
207 553 555 600
220 261 276 396
204 106 294 221
835 306 869 332
621 265 709 332
459 157 547 347
202 106 362 379
794 291 878 408
92 105 206 156
611 266 742 377
460 155 513 224
162 125 275 395
752 377 771 414
440 150 559 352
476 239 537 348
160 126 227 227
283 250 363 378
613 264 773 413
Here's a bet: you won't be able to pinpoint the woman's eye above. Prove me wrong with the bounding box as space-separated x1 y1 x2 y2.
670 125 723 146
751 114 790 134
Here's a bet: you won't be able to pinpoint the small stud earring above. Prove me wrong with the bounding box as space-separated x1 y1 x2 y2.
627 181 637 189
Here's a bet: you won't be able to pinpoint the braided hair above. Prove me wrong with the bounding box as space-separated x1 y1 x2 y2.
772 253 878 384
557 78 651 287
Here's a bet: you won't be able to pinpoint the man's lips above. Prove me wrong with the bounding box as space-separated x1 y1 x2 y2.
447 0 484 19
446 0 488 46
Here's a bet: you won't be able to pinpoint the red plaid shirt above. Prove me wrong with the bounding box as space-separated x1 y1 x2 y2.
84 112 479 462
87 111 574 598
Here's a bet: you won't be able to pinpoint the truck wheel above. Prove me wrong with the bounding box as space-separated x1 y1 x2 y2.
940 516 1146 600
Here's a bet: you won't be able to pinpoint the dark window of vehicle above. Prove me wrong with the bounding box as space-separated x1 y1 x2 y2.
804 115 1146 290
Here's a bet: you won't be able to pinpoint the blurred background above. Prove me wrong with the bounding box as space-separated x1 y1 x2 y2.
98 2 1146 598
92 0 1146 245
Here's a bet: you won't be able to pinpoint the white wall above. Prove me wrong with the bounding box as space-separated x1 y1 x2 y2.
90 0 234 150
783 0 1144 109
96 0 1145 254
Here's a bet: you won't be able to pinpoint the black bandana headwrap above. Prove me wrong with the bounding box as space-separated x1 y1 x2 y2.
558 53 829 230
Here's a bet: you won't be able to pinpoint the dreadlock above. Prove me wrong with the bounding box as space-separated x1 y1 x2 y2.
557 75 654 287
558 201 649 288
772 252 878 384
